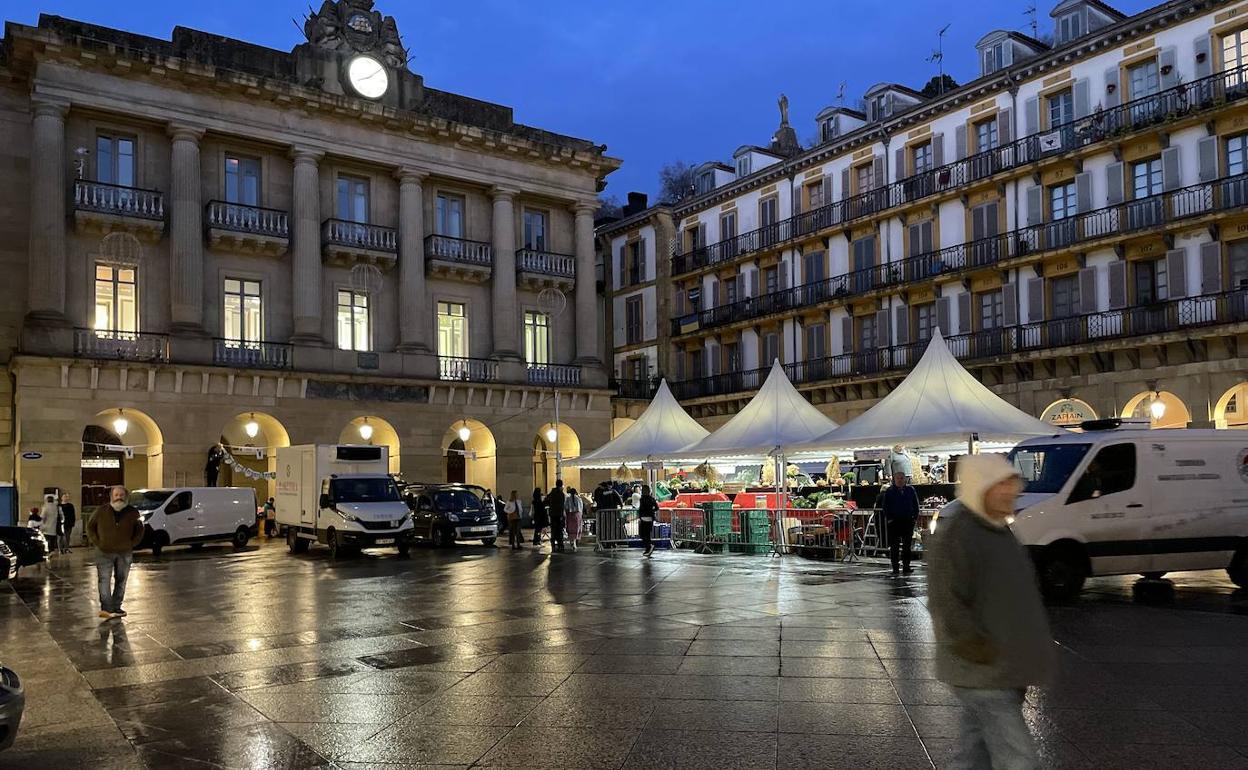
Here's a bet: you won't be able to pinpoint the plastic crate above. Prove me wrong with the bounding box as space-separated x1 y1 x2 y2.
707 509 734 535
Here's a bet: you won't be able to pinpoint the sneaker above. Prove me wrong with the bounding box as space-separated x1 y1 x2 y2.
98 610 113 619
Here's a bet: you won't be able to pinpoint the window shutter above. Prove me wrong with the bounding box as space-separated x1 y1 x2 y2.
894 304 909 345
1027 278 1045 322
1201 241 1223 294
1198 136 1218 182
1161 147 1181 192
821 176 833 207
957 293 972 334
1075 172 1092 214
873 156 885 188
1194 35 1213 79
1108 261 1128 309
1074 78 1091 119
885 93 895 117
639 238 648 281
711 278 721 309
792 187 802 216
1024 97 1039 136
675 352 685 380
697 222 707 247
750 270 760 298
875 309 891 348
1159 46 1179 90
894 147 906 180
841 316 853 354
617 245 626 288
841 168 851 198
779 261 790 290
1003 282 1018 326
1106 162 1125 205
1078 266 1098 314
1103 66 1120 109
998 108 1013 144
1167 249 1187 298
955 124 967 161
932 133 944 167
1026 185 1043 226
936 296 951 335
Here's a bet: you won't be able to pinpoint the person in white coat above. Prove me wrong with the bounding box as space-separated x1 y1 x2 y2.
39 494 62 554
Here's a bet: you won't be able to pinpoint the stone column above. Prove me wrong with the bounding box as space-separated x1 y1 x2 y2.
572 202 599 364
27 97 69 324
168 123 206 333
490 186 520 359
396 168 430 352
290 147 324 344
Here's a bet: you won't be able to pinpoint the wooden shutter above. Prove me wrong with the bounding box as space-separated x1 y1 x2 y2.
998 108 1013 144
1106 162 1125 205
957 293 972 334
697 222 707 247
1167 248 1187 298
955 124 967 160
1078 266 1098 314
792 186 802 216
1024 97 1039 135
932 133 944 167
1161 147 1181 192
908 221 933 257
1194 35 1213 79
820 176 833 207
638 238 648 281
1201 241 1223 294
840 316 853 354
1026 185 1043 227
894 304 909 345
875 309 891 348
1003 282 1018 326
895 147 907 179
873 156 885 188
1027 278 1045 322
1103 66 1120 109
841 168 851 198
749 270 759 298
779 261 790 290
1073 78 1091 119
675 286 686 316
1108 261 1128 309
1159 47 1179 89
936 296 951 335
1198 136 1218 182
617 245 626 288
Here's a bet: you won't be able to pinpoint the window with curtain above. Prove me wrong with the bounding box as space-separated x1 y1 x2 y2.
524 311 550 364
94 264 138 335
523 210 547 250
336 289 370 351
437 302 467 359
223 278 262 345
975 117 999 152
96 134 135 186
1223 27 1248 86
224 156 261 206
336 176 369 223
435 194 464 237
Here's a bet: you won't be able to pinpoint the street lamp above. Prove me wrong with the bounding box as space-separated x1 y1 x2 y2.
458 424 471 443
358 418 374 442
244 413 260 439
545 427 558 443
1149 395 1167 421
112 409 128 437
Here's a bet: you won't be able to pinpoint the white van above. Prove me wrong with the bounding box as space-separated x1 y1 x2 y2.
1007 420 1248 598
129 487 258 556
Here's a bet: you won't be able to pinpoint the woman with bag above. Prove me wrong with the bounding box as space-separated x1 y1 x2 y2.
505 491 524 549
564 487 584 552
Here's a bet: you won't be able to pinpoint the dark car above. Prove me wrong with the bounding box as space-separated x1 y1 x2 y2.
0 541 16 582
0 528 47 570
0 664 22 751
401 483 498 548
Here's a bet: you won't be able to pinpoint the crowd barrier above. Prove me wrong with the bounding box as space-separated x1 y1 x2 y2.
593 508 673 551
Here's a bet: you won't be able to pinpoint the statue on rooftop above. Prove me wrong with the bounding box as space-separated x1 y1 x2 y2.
778 93 790 126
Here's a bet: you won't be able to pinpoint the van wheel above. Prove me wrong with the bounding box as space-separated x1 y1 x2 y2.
232 527 250 550
328 530 354 560
287 528 309 554
1140 571 1167 580
396 541 411 558
1229 548 1248 588
431 527 450 549
1037 544 1087 600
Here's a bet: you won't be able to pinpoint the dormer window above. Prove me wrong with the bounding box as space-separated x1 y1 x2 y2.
821 118 838 142
696 172 714 195
1056 12 1083 44
982 42 1005 74
736 156 751 177
870 94 887 121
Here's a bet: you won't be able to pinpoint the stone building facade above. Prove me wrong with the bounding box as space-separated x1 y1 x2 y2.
603 0 1248 438
0 2 619 515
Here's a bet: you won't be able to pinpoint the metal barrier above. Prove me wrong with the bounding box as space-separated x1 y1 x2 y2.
593 508 673 552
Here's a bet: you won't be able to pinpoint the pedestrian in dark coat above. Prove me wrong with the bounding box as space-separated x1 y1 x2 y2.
59 493 77 553
545 480 566 552
530 488 548 546
877 471 920 574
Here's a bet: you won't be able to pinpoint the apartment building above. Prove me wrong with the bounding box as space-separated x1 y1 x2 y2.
0 2 620 511
603 0 1248 435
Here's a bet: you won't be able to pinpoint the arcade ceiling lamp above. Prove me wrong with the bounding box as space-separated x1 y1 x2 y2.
458 424 471 443
359 418 374 442
244 413 260 439
1149 394 1167 421
545 427 558 443
112 409 129 437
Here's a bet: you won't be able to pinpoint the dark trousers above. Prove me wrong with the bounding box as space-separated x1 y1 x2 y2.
887 517 915 571
508 520 522 548
550 515 565 551
639 519 653 551
532 519 545 545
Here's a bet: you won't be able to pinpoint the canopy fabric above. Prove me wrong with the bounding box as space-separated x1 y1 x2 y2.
565 380 710 468
795 329 1061 453
675 360 839 462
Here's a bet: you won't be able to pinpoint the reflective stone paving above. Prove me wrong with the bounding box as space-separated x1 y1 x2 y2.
2 537 1248 769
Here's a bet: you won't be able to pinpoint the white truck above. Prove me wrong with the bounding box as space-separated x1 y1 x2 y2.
275 444 414 558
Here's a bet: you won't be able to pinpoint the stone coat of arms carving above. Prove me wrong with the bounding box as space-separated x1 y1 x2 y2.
304 0 407 69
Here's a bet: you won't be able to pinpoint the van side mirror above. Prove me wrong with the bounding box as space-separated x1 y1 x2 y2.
319 493 331 509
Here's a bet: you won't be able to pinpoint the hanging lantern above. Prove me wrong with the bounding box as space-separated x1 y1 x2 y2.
112 409 129 437
458 424 471 442
359 418 374 442
244 413 260 439
545 427 558 443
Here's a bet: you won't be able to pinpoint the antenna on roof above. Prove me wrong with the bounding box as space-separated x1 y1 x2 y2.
1024 3 1038 38
926 24 951 95
836 81 846 106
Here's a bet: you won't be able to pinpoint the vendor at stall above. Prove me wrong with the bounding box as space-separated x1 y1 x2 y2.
886 444 914 483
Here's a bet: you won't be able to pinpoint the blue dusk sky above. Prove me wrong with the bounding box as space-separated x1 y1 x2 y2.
8 0 1156 200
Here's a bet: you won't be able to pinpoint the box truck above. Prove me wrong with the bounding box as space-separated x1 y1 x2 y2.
275 444 413 558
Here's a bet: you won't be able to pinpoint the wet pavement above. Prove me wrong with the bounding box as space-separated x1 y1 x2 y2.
2 536 1248 769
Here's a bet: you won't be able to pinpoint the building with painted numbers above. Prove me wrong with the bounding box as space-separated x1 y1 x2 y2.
602 0 1248 437
0 1 619 513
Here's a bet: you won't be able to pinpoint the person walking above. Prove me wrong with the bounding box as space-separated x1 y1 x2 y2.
545 480 567 552
59 494 77 553
263 497 277 537
638 484 658 557
530 488 548 546
38 494 61 555
85 485 145 620
505 491 524 549
565 487 583 552
927 453 1056 770
878 471 920 575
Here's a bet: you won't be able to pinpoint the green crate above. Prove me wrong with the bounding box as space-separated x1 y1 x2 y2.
708 509 734 535
738 508 771 528
728 542 773 554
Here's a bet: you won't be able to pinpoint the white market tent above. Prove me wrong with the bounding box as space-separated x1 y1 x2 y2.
566 380 710 469
795 329 1060 454
675 360 839 463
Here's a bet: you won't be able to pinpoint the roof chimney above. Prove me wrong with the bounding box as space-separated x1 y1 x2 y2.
624 192 648 216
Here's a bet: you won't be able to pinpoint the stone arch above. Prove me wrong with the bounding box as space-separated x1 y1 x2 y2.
219 412 292 500
1213 382 1248 429
533 422 581 492
1121 390 1191 429
441 419 496 491
339 416 401 473
83 407 164 507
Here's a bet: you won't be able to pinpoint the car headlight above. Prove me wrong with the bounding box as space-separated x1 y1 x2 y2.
447 514 460 523
333 507 357 522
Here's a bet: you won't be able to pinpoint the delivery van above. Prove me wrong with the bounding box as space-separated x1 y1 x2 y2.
1006 420 1248 598
129 487 257 556
275 444 413 558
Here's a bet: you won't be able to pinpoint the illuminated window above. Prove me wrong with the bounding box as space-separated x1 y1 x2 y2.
336 289 370 351
223 278 262 345
524 311 550 364
437 301 467 359
94 264 137 334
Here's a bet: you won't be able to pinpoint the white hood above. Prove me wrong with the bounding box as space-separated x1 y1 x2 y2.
956 453 1019 521
338 501 408 520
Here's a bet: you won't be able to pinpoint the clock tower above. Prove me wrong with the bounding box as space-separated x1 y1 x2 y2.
294 0 420 107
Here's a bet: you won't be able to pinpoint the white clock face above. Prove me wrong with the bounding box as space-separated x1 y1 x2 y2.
347 55 388 99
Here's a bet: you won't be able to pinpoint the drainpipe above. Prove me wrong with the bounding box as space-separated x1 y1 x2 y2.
1009 79 1023 336
882 132 894 347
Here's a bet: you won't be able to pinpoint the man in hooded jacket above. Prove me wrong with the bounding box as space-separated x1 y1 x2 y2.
927 453 1056 769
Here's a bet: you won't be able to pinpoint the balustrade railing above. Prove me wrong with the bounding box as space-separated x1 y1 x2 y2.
322 219 398 252
527 363 581 387
74 328 169 362
206 200 289 238
517 248 575 278
73 180 164 219
425 234 493 265
213 339 293 369
438 356 498 382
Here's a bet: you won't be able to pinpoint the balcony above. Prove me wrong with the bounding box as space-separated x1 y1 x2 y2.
205 201 289 257
527 363 581 387
614 377 660 400
213 339 293 370
438 356 498 382
321 219 398 269
673 171 1248 339
74 328 169 362
670 61 1248 279
425 234 493 283
516 248 575 291
670 288 1248 400
72 180 165 242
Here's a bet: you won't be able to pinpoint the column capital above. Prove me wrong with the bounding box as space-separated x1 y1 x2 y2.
289 145 325 164
571 200 598 217
490 185 519 202
30 96 69 120
166 122 206 143
394 166 428 185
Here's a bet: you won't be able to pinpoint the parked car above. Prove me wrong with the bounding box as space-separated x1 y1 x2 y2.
0 541 16 582
400 483 498 547
0 664 22 751
129 487 258 556
0 527 47 570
